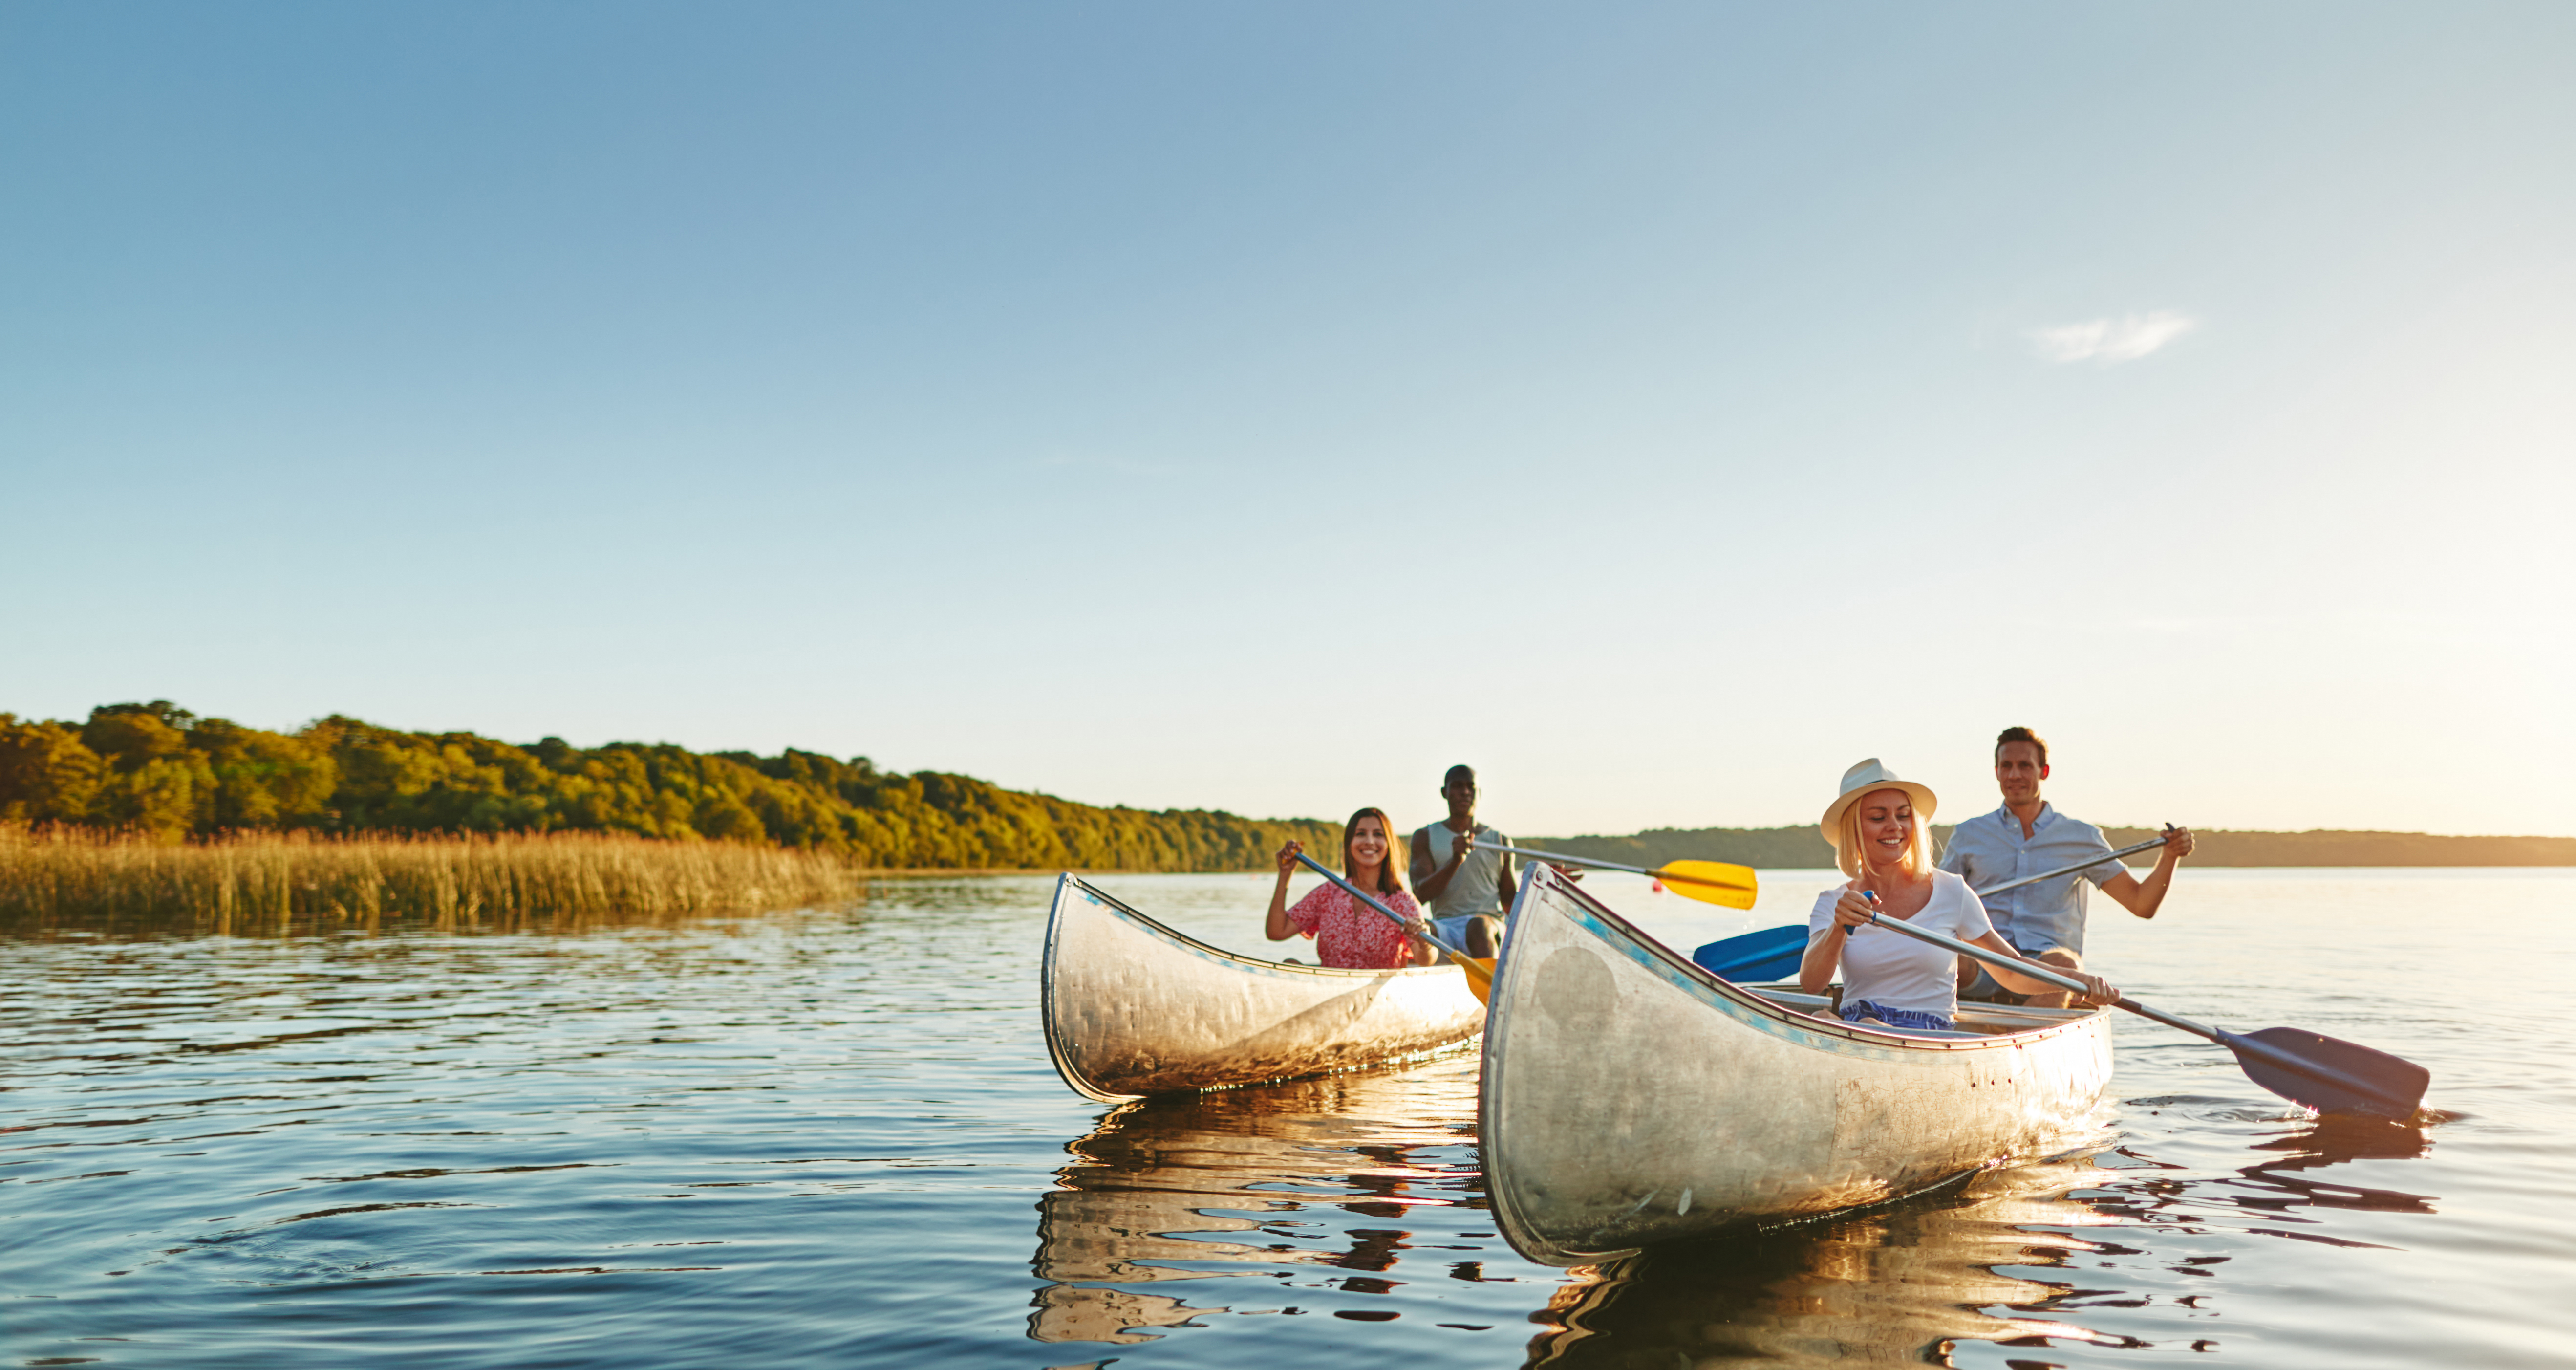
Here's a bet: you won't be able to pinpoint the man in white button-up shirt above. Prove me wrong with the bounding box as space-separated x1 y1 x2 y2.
1938 727 2196 1009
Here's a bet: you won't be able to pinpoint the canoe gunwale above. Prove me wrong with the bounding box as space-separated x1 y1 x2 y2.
1046 874 1467 982
1040 874 1480 1103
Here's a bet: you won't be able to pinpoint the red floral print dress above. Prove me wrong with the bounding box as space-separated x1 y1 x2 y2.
1285 883 1422 969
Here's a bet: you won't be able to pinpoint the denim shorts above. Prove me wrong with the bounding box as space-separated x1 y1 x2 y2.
1837 1000 1952 1032
1430 914 1487 947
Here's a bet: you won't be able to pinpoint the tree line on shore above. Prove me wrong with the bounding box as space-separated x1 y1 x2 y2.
11 701 2558 873
0 701 1337 870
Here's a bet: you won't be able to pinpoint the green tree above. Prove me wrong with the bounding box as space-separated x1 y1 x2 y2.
0 716 104 823
81 703 215 837
188 718 339 827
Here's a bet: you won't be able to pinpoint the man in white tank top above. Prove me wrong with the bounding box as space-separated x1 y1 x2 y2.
1408 764 1514 958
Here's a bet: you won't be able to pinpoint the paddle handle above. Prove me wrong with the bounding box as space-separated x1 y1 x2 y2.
1291 852 1472 962
1856 905 2225 1042
1970 828 2179 902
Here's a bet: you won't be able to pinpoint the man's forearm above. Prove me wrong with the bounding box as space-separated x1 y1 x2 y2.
2108 860 2179 918
1412 841 1459 899
2136 860 2178 917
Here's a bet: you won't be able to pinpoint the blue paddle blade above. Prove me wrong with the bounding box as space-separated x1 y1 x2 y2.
1692 924 1808 983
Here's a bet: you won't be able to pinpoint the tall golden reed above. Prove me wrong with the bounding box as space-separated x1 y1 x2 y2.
0 825 864 936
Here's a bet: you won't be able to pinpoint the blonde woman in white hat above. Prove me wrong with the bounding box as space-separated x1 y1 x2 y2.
1799 759 2119 1032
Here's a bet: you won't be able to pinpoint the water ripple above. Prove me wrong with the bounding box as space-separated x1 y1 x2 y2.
3 870 2571 1369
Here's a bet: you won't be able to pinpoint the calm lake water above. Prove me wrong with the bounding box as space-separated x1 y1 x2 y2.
6 868 2572 1368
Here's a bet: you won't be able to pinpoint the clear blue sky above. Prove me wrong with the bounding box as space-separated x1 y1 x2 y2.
4 3 2570 837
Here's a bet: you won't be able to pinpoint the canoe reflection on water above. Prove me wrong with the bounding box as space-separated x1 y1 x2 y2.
1530 1159 2148 1367
1027 1058 1485 1346
1025 1055 2126 1360
1027 1059 2441 1361
1534 1112 2440 1368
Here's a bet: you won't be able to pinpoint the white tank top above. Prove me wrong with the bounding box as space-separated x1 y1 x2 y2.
1414 821 1507 919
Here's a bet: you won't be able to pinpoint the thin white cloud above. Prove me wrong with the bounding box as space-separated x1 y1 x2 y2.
2031 310 2200 364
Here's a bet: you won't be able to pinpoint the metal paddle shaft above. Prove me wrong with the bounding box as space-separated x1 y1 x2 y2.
1971 828 2177 902
1291 852 1475 964
1474 839 1658 877
1853 907 2430 1120
1472 839 1755 892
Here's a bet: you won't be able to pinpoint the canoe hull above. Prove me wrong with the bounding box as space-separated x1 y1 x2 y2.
1041 874 1485 1102
1481 867 2113 1265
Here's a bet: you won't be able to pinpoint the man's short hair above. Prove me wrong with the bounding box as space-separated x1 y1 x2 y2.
1994 727 2048 767
1443 764 1476 786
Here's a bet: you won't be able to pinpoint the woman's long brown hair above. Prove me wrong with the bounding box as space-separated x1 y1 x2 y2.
1342 806 1408 896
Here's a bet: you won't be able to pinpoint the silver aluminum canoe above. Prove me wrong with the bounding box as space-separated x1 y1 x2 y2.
1041 874 1485 1102
1481 866 2114 1265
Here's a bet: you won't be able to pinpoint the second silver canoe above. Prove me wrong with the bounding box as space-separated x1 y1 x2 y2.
1041 874 1485 1102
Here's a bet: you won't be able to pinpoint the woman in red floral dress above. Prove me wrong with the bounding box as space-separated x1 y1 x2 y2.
1264 807 1437 969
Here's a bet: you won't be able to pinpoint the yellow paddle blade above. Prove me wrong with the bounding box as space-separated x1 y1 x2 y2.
1653 860 1760 910
1451 954 1495 1004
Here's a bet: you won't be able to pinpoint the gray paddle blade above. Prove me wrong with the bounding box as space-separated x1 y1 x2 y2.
2223 1026 2430 1120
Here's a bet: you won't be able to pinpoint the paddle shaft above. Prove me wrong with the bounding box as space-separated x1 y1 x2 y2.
1972 829 2177 901
1472 839 1748 890
1475 839 1652 876
1854 906 2406 1109
1291 852 1475 964
1480 835 2171 896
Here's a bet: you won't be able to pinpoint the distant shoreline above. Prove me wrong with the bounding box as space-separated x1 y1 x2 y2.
1527 825 2576 870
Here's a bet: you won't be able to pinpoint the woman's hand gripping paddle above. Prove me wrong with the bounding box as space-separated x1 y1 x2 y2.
1856 908 2431 1120
1291 852 1495 1004
1471 840 1758 910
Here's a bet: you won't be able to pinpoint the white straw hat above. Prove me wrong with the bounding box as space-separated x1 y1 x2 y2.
1818 758 1939 849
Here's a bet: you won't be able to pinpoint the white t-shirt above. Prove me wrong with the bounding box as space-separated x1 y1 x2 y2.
1806 870 1996 1018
